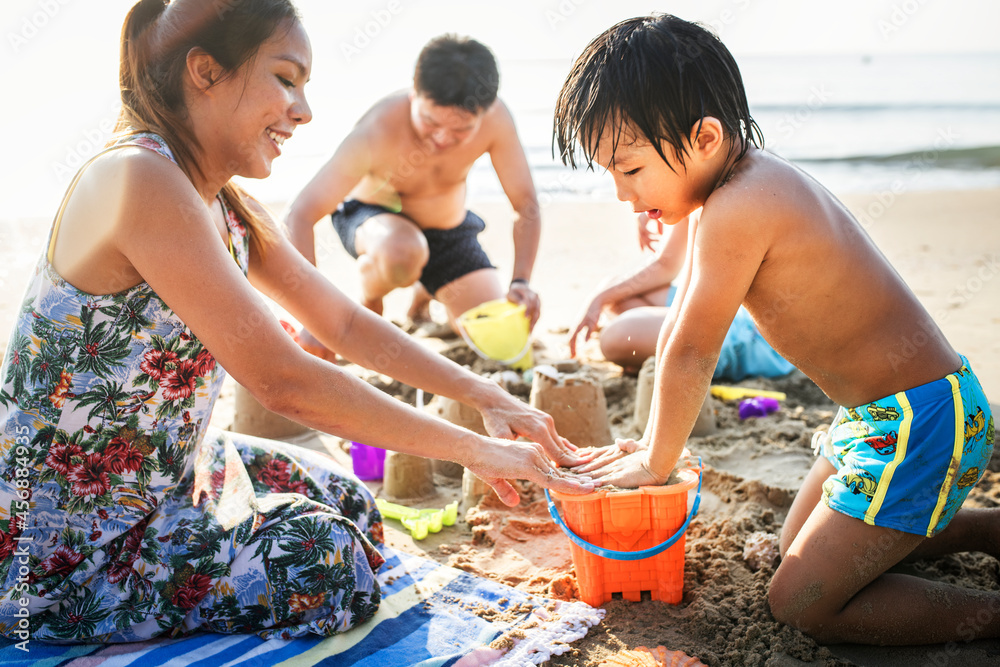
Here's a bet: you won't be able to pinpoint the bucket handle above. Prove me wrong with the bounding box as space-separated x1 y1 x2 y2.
456 305 532 366
544 458 703 562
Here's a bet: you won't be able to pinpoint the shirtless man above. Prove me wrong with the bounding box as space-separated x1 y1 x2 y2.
285 35 541 357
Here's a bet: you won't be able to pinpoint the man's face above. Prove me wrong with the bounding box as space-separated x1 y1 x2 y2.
410 93 484 153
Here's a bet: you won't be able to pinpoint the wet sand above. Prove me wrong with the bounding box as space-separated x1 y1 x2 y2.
1 189 998 665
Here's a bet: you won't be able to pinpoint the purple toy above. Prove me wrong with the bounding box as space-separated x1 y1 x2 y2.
738 396 781 420
350 441 386 480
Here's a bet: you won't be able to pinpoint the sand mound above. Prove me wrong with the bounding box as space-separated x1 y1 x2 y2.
361 339 999 666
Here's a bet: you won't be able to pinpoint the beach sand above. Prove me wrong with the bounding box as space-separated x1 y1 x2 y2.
1 188 998 665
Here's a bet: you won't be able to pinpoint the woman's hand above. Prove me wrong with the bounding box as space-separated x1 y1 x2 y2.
637 212 663 252
477 392 593 468
465 435 595 506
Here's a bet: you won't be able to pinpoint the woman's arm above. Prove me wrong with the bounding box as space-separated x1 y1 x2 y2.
108 152 591 501
250 199 589 467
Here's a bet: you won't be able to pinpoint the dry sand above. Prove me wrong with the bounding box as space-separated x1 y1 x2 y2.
1 189 998 665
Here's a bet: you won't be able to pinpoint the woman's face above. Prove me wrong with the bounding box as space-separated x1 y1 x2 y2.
210 19 313 180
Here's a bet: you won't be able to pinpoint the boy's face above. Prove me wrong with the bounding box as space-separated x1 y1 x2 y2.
592 126 703 225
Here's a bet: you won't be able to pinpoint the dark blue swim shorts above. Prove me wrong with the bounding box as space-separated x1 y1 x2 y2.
331 200 495 295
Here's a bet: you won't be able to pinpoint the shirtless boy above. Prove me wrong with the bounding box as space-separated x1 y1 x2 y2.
285 35 541 356
557 14 998 645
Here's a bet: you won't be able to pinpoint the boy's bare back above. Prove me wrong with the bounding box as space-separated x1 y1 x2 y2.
695 147 960 408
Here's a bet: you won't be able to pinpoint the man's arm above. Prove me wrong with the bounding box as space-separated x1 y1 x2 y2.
284 128 372 265
487 101 542 327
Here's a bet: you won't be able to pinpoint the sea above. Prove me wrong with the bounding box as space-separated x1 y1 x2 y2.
4 44 999 218
249 52 1000 206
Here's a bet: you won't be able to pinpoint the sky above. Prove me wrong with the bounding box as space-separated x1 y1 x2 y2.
1 0 999 216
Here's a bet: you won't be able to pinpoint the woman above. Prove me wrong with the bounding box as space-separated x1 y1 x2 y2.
0 0 592 643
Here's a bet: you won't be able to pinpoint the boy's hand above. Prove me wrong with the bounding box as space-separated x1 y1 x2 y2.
584 448 665 489
568 295 605 358
637 212 663 252
569 437 646 473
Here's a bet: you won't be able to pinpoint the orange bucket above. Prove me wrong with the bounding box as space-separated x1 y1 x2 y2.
546 461 702 606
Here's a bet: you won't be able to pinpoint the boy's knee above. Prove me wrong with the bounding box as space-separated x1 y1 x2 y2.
767 570 837 643
598 321 635 365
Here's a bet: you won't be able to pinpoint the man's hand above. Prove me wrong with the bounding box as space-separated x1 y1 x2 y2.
637 212 663 252
506 281 540 330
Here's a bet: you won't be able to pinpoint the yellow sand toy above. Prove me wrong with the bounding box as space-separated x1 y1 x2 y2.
710 385 787 402
375 499 459 540
457 298 533 371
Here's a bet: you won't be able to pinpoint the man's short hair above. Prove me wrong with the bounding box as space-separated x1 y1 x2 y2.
414 35 499 114
554 14 763 172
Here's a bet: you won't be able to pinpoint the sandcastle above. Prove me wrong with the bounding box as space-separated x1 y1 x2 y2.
381 451 438 501
424 394 492 507
529 367 612 448
232 383 311 439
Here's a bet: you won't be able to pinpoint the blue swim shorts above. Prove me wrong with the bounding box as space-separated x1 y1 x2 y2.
816 355 994 537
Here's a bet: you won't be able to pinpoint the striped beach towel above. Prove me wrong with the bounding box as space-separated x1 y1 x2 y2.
0 547 603 666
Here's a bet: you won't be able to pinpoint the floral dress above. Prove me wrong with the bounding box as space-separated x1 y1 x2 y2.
0 133 384 643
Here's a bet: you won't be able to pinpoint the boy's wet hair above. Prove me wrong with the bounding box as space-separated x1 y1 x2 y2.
414 35 499 114
554 14 763 171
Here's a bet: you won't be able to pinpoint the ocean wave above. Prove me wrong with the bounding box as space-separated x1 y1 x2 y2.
750 102 1000 113
796 145 1000 168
